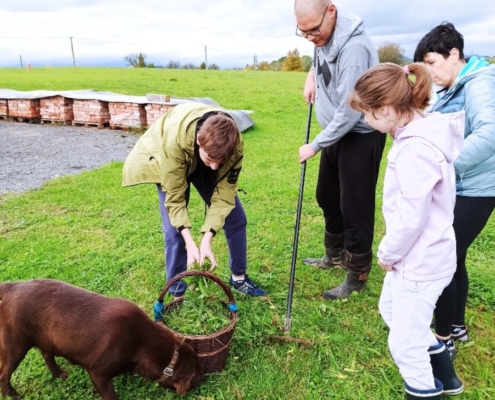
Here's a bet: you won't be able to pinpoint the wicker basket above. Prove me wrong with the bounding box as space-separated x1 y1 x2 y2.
155 271 238 374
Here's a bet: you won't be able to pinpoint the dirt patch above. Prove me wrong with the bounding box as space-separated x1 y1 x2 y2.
0 120 138 195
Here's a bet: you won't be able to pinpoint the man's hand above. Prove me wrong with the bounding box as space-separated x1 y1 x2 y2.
303 69 315 104
378 261 395 272
299 144 317 163
200 231 217 271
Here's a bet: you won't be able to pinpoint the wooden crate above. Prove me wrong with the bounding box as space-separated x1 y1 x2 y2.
109 102 147 129
73 99 111 127
8 99 40 119
145 104 174 126
40 96 74 123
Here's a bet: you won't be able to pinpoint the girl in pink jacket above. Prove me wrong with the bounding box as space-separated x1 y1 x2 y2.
349 63 464 399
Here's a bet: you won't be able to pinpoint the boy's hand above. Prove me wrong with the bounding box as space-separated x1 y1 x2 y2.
200 232 217 270
186 245 201 268
180 228 200 268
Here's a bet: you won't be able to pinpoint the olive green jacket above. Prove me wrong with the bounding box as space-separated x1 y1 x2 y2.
122 102 243 233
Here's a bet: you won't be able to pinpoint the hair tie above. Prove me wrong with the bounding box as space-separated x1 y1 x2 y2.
403 65 410 75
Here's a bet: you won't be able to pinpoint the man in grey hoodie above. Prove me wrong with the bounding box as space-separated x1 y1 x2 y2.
294 0 386 299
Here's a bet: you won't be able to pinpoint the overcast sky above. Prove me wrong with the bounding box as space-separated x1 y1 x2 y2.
1 0 494 68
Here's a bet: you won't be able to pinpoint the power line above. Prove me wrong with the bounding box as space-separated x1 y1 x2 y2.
206 46 253 58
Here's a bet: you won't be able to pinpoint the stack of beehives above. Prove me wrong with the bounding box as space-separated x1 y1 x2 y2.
40 96 74 123
72 99 111 127
0 100 8 118
8 99 41 119
145 104 174 126
109 102 147 129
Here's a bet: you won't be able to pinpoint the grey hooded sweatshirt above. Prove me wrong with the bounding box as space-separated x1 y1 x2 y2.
311 5 378 152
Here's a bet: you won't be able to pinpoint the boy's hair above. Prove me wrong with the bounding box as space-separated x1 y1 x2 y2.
349 63 432 118
197 113 240 162
414 22 465 62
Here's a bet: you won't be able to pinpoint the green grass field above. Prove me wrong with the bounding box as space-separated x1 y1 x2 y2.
0 67 494 399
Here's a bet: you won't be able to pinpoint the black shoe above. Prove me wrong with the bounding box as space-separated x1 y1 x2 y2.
452 325 468 342
230 275 266 297
405 378 443 399
428 340 463 396
443 338 457 362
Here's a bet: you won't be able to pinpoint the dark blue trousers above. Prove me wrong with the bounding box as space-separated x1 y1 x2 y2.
157 180 247 296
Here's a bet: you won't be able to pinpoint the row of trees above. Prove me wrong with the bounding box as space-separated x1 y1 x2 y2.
124 53 220 69
125 43 495 71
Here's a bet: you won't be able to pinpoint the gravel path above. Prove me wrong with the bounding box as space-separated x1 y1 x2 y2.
0 120 138 195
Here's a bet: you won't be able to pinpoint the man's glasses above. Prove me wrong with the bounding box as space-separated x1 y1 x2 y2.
295 8 327 38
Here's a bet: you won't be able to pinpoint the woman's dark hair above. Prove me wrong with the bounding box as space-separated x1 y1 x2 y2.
414 21 464 62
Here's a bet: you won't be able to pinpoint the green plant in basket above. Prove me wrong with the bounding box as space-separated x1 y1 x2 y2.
160 266 233 336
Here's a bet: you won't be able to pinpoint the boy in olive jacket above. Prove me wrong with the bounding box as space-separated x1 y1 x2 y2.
123 102 265 297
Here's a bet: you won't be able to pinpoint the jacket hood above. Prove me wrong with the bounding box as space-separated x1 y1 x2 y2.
430 59 495 110
321 6 364 62
393 111 465 163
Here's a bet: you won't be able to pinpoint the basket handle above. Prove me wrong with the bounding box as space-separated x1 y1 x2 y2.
157 270 237 306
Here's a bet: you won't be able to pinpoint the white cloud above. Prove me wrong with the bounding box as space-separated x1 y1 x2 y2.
0 0 493 68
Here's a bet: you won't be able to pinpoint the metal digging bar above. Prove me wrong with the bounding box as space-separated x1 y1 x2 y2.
283 102 313 335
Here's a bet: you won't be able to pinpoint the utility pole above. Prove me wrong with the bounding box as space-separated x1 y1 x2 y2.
70 37 76 67
19 54 23 68
205 45 208 70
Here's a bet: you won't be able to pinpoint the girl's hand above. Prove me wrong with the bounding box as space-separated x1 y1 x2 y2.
378 261 395 272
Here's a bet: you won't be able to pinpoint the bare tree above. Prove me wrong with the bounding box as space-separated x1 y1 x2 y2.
182 63 197 69
166 60 181 69
377 42 405 64
124 53 138 67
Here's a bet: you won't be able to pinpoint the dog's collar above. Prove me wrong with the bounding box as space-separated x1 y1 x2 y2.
160 345 179 379
158 338 185 382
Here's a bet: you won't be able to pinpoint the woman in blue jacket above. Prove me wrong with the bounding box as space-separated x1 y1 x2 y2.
414 22 495 360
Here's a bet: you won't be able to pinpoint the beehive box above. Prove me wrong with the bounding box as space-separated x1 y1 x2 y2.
145 104 174 126
109 102 147 129
40 96 74 124
72 99 110 128
8 99 41 120
0 100 8 118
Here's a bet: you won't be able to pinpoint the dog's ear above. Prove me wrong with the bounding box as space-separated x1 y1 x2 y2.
173 377 192 396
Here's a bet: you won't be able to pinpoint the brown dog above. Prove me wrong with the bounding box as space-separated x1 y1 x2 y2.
0 279 202 399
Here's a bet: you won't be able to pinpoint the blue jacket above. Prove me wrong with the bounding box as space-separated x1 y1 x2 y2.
430 58 495 196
